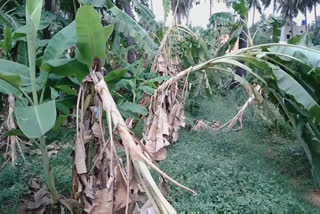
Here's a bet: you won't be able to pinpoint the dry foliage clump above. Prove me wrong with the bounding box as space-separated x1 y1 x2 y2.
72 58 194 214
143 31 187 161
0 95 25 168
191 84 263 132
191 120 220 131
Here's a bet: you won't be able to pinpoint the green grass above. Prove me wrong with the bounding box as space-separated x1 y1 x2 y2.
157 88 319 213
0 87 319 213
0 128 74 213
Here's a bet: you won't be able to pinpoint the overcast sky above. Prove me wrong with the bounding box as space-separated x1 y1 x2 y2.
151 1 320 28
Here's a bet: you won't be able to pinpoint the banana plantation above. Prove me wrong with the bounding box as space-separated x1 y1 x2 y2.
1 0 320 213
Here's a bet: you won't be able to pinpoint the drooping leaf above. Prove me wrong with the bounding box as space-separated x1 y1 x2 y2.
15 100 56 138
56 102 71 115
22 71 48 93
43 21 77 62
0 12 19 29
132 0 159 32
106 6 158 58
118 102 148 116
0 73 21 87
232 0 248 18
13 22 48 36
104 68 129 84
139 85 155 95
56 85 77 96
51 115 68 131
162 0 170 23
41 58 88 81
17 41 29 66
0 79 22 97
269 45 320 67
3 129 26 138
0 59 30 86
265 16 284 43
2 25 12 54
50 87 59 99
271 64 320 121
76 6 113 66
288 32 315 47
210 12 233 26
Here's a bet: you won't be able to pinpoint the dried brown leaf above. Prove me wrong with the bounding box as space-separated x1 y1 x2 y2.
114 166 134 211
74 135 87 174
84 176 95 200
92 122 102 139
159 176 170 196
29 177 41 190
91 189 113 214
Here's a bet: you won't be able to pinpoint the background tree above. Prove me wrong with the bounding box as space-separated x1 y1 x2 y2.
278 0 300 38
171 0 194 24
116 0 137 63
297 0 314 33
249 0 262 26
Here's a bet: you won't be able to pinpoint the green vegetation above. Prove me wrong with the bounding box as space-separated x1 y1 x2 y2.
160 89 318 213
0 129 74 213
1 89 320 212
1 0 320 212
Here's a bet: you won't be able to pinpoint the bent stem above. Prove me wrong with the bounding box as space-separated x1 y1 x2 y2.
39 136 59 205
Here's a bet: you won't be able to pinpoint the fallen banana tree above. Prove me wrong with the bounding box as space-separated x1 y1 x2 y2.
144 26 187 161
72 58 196 213
143 43 320 187
191 84 263 132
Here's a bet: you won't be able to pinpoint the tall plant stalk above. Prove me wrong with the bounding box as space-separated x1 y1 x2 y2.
26 16 38 105
39 136 59 204
25 0 58 207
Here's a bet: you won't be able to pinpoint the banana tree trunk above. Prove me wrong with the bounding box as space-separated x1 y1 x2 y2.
315 1 319 37
177 13 182 25
186 11 190 25
209 0 212 17
122 0 136 64
305 7 308 33
51 0 60 15
236 16 248 77
252 0 256 26
290 2 294 38
305 7 309 46
43 0 51 39
150 0 153 13
290 17 294 38
315 1 318 26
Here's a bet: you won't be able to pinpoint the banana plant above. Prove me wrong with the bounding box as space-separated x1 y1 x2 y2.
154 41 320 186
0 0 83 208
0 0 60 207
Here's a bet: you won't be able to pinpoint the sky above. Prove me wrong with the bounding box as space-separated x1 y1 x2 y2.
151 0 320 28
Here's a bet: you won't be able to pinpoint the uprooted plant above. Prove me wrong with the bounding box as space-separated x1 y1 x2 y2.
144 41 320 189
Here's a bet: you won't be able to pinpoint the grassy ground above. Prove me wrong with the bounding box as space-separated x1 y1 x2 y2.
0 129 74 213
0 87 319 213
158 88 319 213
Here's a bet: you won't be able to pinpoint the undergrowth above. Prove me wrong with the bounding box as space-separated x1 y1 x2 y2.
0 87 319 213
0 129 74 213
158 88 318 213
